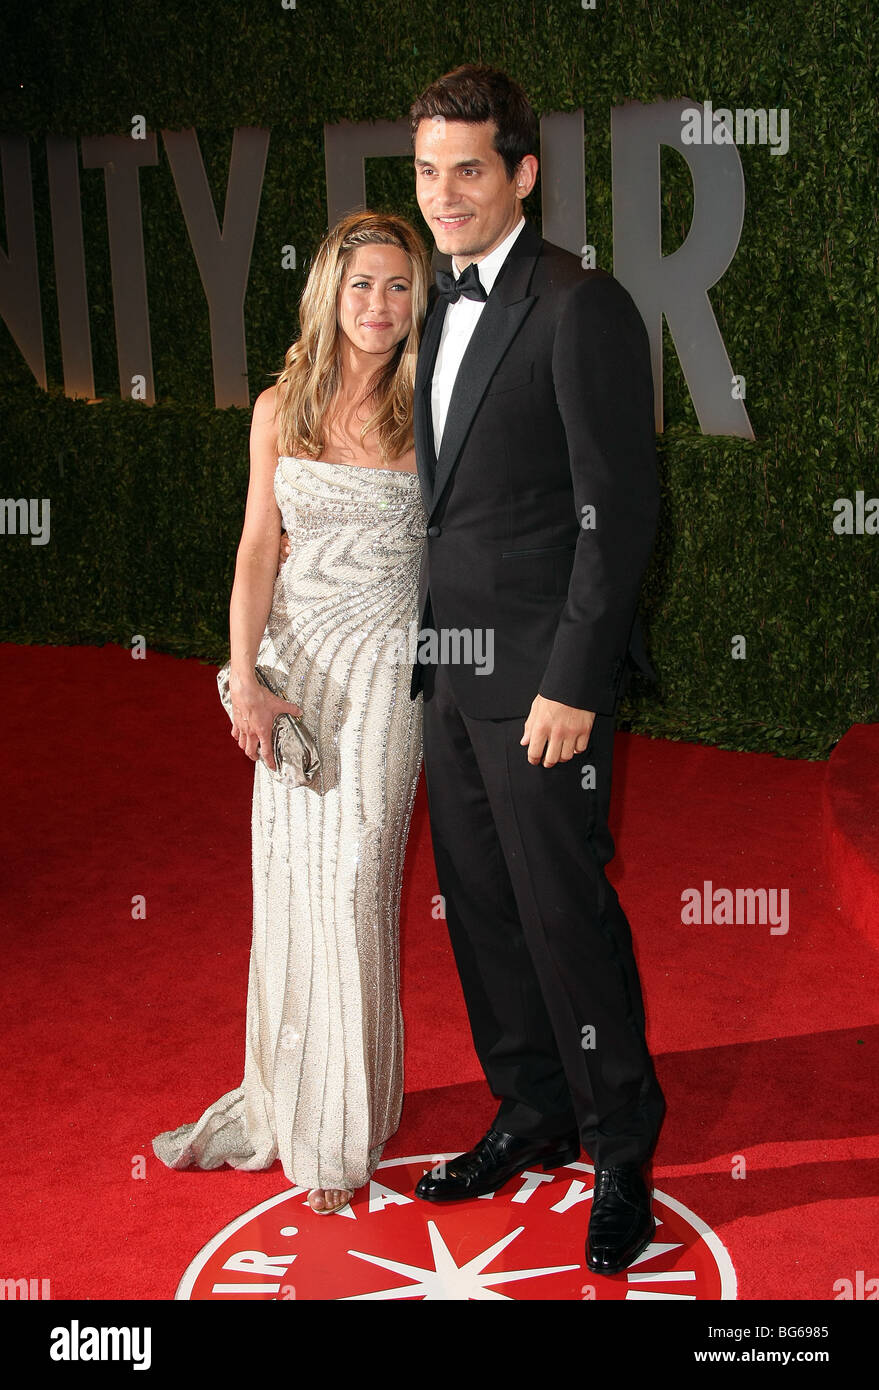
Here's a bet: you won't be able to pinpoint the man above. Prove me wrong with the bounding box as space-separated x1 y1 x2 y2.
407 65 666 1276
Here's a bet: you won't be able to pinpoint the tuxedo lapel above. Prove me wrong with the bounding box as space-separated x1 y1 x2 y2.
415 220 542 520
413 288 445 517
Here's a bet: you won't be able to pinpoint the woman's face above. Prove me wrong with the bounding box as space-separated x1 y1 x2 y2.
336 244 414 359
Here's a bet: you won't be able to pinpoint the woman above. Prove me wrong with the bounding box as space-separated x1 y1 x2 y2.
152 211 432 1214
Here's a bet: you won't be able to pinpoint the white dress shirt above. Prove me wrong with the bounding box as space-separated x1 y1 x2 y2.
431 217 526 453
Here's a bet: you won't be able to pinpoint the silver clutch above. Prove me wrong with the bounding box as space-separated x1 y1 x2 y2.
217 660 321 788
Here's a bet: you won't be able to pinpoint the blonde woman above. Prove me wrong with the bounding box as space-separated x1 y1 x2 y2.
153 211 432 1214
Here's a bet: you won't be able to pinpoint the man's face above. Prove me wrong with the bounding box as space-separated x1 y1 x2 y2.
413 118 535 268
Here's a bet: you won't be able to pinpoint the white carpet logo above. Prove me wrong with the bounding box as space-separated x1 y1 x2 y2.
175 1155 737 1300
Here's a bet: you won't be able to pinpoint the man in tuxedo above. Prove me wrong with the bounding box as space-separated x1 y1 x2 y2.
407 65 666 1275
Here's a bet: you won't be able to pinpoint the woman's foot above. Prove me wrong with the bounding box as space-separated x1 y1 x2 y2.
307 1187 353 1214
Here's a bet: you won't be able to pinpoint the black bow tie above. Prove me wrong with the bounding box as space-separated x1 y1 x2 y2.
435 261 488 304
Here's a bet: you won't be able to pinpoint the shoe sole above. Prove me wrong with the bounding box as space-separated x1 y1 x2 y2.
415 1139 581 1203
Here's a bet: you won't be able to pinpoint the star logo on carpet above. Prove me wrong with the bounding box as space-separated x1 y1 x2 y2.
174 1156 737 1300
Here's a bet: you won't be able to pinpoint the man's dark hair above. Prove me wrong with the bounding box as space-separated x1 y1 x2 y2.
409 65 538 182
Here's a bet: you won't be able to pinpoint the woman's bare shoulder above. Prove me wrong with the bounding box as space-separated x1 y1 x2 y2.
253 384 280 418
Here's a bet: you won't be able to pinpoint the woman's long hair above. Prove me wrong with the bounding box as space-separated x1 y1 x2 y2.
272 211 431 463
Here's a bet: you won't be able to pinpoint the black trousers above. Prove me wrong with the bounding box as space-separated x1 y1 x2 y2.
421 656 665 1169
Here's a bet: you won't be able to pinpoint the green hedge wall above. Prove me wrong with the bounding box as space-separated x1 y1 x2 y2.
1 0 877 758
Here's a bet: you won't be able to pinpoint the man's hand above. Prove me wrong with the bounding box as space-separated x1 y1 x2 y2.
520 694 595 767
277 531 291 572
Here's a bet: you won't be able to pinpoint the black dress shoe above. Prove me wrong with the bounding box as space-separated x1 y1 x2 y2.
415 1126 581 1203
585 1164 656 1274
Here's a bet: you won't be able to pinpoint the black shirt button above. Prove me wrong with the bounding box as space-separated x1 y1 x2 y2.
427 525 442 537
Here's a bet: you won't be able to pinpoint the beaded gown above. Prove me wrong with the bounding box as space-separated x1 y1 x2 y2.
152 455 425 1191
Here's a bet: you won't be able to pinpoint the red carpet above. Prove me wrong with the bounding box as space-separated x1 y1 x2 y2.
822 723 879 947
1 642 877 1300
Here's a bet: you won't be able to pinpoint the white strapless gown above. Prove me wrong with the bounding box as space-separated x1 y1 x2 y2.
152 456 425 1190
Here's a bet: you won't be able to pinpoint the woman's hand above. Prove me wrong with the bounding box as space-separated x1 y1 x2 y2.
230 677 303 773
278 531 292 571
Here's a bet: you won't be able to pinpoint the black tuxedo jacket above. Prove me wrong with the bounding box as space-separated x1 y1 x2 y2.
409 217 659 720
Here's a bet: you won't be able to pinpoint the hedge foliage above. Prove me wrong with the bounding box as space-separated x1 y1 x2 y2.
1 0 877 757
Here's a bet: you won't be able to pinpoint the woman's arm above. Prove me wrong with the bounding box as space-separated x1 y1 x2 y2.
228 385 301 769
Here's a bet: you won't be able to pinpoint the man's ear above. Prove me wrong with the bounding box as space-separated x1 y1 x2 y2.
514 154 539 199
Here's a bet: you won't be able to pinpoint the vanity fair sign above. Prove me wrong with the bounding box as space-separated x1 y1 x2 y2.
174 1156 737 1300
2 99 753 436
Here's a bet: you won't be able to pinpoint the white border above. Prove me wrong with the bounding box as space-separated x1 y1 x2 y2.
174 1153 737 1301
